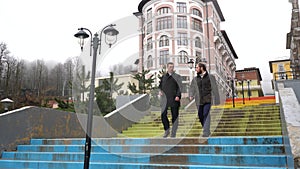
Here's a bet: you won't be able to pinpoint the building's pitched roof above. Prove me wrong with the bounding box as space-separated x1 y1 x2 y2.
221 30 238 59
268 59 291 73
236 67 262 81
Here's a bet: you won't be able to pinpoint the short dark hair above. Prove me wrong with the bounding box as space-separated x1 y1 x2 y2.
167 62 174 66
197 62 207 71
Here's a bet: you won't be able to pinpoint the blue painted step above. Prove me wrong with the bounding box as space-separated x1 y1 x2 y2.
1 152 287 166
29 136 283 145
13 144 285 154
0 136 289 169
0 160 288 169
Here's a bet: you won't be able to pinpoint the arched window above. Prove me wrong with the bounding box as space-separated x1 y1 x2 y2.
178 50 188 64
195 37 202 48
157 7 171 15
192 8 202 18
147 55 153 68
147 37 153 51
159 35 169 47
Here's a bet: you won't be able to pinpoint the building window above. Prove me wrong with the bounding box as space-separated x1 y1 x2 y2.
278 64 286 79
177 16 187 28
147 22 152 35
191 18 202 32
147 8 152 20
177 2 187 13
177 33 188 46
147 55 153 68
195 51 202 63
195 37 201 48
157 7 171 15
159 35 169 47
159 50 169 65
147 37 153 51
192 8 202 17
278 64 285 72
156 16 172 30
178 50 188 64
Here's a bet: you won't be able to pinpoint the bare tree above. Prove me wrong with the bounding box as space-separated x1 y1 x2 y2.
0 42 10 93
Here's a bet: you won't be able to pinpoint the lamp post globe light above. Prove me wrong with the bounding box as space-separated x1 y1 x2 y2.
74 24 119 169
187 58 195 69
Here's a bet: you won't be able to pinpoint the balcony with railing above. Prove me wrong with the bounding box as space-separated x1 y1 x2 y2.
273 70 300 81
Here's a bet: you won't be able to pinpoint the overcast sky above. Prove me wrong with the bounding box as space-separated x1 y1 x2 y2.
0 0 293 93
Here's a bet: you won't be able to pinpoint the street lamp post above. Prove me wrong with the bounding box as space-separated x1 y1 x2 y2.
133 11 145 72
187 58 195 82
239 80 245 105
133 11 148 94
240 74 245 104
231 79 235 108
74 24 119 169
205 0 211 72
247 80 251 101
227 78 235 108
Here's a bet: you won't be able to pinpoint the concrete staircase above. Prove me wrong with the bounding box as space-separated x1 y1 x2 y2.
0 96 290 168
0 136 287 168
119 103 281 138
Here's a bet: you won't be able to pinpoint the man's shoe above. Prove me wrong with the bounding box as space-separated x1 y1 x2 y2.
163 130 170 138
201 132 210 137
171 133 176 138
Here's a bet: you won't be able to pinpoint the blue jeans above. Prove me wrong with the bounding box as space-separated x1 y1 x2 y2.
198 103 211 136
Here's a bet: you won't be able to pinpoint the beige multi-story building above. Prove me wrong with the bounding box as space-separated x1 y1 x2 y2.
82 74 139 101
135 0 238 98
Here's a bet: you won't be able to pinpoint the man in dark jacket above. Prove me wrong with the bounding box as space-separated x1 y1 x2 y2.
189 62 214 137
159 62 182 138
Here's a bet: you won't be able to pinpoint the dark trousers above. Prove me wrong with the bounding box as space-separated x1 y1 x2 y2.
161 106 179 135
198 103 211 135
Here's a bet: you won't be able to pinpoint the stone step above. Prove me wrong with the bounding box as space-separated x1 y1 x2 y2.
130 123 282 128
138 119 280 125
10 144 285 155
121 127 282 134
30 136 283 145
0 160 287 169
118 131 282 138
147 110 280 116
1 152 287 167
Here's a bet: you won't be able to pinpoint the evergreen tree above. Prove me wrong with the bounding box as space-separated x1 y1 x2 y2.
95 72 124 116
128 69 155 94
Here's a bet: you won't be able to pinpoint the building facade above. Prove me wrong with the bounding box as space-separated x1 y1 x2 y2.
235 67 264 99
269 59 294 81
136 0 238 98
269 59 294 90
287 0 300 78
82 74 139 101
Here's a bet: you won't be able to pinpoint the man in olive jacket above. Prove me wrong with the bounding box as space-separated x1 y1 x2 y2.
159 62 183 138
189 62 217 137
